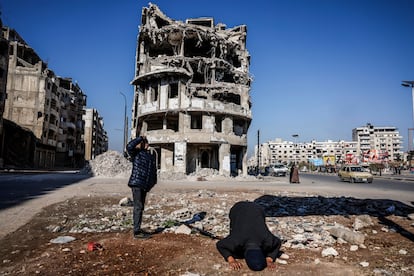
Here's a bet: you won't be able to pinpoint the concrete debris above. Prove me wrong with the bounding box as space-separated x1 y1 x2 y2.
119 197 133 207
327 227 365 245
353 215 374 230
82 150 256 181
83 150 131 178
50 236 76 244
359 261 370 267
175 224 192 235
321 247 339 257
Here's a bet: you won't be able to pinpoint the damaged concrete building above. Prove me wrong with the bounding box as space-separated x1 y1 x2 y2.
1 27 89 168
131 4 252 176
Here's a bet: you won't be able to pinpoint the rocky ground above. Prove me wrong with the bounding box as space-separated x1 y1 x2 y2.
1 151 414 275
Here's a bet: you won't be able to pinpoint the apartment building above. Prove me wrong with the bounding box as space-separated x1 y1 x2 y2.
83 108 108 161
55 77 87 167
260 138 358 167
0 18 9 167
352 123 403 162
1 27 89 168
131 4 252 176
250 123 403 169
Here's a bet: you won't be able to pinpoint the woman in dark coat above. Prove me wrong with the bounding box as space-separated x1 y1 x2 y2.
290 164 300 183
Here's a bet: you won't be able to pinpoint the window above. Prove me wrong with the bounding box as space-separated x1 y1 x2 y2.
191 114 202 129
169 83 178 98
150 84 158 102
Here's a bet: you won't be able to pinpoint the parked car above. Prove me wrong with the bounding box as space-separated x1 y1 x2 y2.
338 165 373 183
270 164 289 177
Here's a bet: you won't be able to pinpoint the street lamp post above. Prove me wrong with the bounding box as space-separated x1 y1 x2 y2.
292 134 299 165
402 81 414 124
120 92 128 151
402 81 414 171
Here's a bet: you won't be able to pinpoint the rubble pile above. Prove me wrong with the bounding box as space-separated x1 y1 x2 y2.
84 150 131 178
82 150 254 180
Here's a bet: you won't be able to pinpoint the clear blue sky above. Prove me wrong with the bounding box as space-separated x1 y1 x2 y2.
2 0 414 157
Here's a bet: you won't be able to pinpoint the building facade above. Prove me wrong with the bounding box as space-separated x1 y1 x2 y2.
131 4 252 176
250 124 403 169
1 27 92 168
352 123 403 163
0 18 9 167
257 138 359 167
83 108 108 161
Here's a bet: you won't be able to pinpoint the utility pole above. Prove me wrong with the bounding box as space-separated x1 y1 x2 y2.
256 129 260 175
120 92 128 151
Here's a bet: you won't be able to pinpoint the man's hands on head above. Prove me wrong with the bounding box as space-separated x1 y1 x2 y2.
227 256 243 270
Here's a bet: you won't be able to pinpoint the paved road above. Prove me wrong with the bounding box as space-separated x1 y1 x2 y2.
1 172 413 239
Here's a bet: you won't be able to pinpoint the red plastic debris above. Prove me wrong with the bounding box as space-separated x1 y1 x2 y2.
87 242 103 251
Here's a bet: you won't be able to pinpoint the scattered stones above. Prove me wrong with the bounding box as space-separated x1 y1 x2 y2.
119 197 133 207
350 245 358 251
399 249 407 255
352 215 374 230
321 247 338 257
49 236 76 244
175 224 192 235
359 261 369 267
327 226 365 245
276 259 288 264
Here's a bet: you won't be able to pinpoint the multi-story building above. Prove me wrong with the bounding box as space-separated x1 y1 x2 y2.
83 108 108 161
55 77 86 167
251 138 360 169
0 18 9 167
131 4 252 176
3 27 57 167
352 123 403 163
2 27 87 168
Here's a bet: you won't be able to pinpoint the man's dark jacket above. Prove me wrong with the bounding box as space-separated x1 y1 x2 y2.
216 201 281 261
126 136 157 192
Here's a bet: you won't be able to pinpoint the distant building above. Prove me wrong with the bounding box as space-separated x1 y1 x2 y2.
55 77 87 167
352 123 403 163
256 138 358 167
131 4 252 176
250 124 403 169
83 108 108 161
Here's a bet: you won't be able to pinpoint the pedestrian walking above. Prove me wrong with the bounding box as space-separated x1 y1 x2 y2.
290 164 300 183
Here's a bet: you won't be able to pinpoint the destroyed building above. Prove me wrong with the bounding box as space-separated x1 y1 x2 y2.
130 4 252 176
1 27 89 168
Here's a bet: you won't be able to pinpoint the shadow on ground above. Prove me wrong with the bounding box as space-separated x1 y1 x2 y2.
254 195 414 242
0 172 90 210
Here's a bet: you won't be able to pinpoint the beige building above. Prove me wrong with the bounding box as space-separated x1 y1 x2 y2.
0 18 9 167
2 27 87 168
55 77 87 167
83 108 108 161
352 123 403 163
3 27 57 167
131 4 252 176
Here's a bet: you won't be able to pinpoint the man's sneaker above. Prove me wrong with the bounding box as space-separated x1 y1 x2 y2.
134 231 151 240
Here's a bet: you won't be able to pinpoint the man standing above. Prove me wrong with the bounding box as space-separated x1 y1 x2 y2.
216 201 282 271
126 136 157 239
